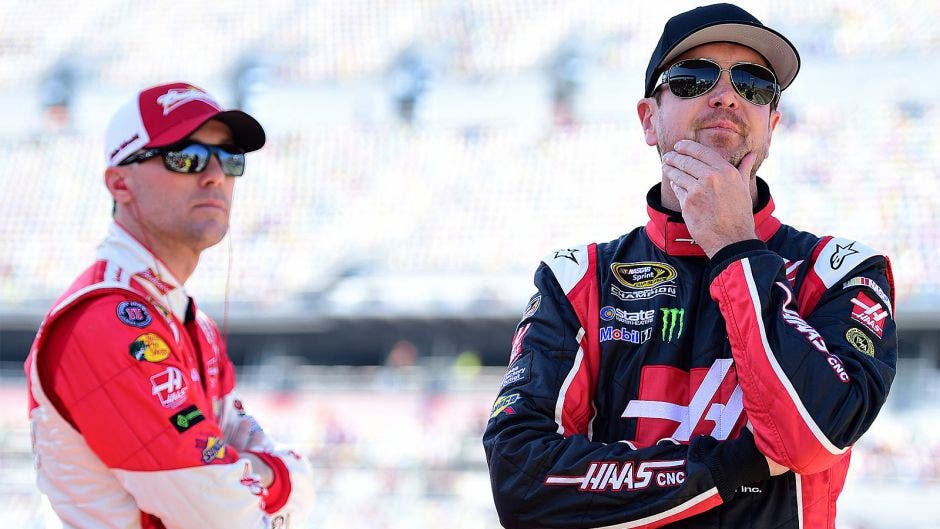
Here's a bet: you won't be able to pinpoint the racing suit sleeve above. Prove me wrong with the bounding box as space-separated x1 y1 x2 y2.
708 237 897 475
484 257 772 529
202 312 316 518
38 294 310 529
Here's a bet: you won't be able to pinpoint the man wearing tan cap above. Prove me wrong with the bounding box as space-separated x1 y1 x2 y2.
485 4 896 528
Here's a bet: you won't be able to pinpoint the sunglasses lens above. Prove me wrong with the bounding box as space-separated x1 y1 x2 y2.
164 144 210 173
667 60 720 98
161 143 246 177
218 149 246 177
730 64 778 105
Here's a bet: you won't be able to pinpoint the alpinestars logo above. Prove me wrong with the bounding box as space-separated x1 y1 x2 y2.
156 88 220 115
545 460 686 492
660 308 684 342
829 241 859 270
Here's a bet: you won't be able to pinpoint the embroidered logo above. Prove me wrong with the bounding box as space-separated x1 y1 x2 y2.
150 367 188 408
129 332 171 363
156 87 219 115
850 291 888 338
117 300 152 328
829 241 859 270
660 308 684 342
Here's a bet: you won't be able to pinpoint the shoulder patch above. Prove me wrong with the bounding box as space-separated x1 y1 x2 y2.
521 294 541 320
543 245 590 295
117 300 152 328
846 327 875 356
812 237 879 288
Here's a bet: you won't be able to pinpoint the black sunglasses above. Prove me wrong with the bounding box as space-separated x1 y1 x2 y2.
119 141 246 177
657 58 780 106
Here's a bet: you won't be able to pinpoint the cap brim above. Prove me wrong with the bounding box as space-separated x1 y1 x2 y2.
659 22 800 91
146 110 266 152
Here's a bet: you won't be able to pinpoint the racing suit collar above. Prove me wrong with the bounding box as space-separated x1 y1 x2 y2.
644 177 782 257
96 222 190 321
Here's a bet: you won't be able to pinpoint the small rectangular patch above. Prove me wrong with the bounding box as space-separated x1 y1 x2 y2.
500 354 531 390
169 405 205 433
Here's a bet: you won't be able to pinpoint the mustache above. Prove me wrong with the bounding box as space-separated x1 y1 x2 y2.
693 110 749 134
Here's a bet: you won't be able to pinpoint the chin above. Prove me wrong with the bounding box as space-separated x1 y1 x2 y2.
190 223 229 251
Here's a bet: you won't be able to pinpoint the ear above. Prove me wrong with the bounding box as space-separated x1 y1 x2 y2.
769 108 781 134
764 108 782 157
637 97 659 147
105 166 133 205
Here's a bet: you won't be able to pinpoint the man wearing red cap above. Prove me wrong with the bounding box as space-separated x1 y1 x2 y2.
26 82 314 528
484 4 896 528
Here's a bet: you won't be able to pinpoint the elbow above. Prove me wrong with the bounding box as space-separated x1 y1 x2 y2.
751 426 846 475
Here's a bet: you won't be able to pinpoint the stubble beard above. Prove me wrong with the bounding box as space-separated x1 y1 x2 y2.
657 128 768 178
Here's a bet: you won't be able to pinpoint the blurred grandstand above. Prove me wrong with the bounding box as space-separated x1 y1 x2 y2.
1 1 939 528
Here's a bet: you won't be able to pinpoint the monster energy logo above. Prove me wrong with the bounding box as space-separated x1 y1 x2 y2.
660 308 684 342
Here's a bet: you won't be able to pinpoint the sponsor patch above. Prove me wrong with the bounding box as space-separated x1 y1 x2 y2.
150 366 189 408
491 393 520 418
116 301 152 328
777 283 828 353
623 358 744 445
508 323 531 366
611 262 678 290
660 308 684 343
129 333 171 363
843 276 892 316
545 459 686 492
195 436 232 464
850 291 888 338
600 306 655 326
610 284 677 301
522 294 541 319
169 405 205 433
500 354 531 390
846 327 875 357
775 282 848 383
600 326 653 344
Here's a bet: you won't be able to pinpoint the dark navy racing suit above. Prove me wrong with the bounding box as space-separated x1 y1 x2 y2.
483 179 896 529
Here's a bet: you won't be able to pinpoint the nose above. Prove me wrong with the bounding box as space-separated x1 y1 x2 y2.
198 153 226 186
706 70 739 109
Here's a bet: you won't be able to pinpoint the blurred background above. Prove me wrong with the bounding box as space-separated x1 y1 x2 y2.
1 0 938 527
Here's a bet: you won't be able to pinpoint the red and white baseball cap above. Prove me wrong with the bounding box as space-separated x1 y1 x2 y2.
104 81 265 166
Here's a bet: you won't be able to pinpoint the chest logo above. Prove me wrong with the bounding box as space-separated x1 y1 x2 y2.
622 358 743 445
611 262 677 290
660 308 685 342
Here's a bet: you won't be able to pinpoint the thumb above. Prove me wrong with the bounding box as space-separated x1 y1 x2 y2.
737 152 757 182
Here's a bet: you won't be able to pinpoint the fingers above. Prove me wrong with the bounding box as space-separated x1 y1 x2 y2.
673 140 729 167
663 149 713 179
737 151 757 180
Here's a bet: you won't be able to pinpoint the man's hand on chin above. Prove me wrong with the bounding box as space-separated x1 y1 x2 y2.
662 140 758 257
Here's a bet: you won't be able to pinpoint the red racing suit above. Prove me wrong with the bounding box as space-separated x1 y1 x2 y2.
483 179 897 529
26 223 314 529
